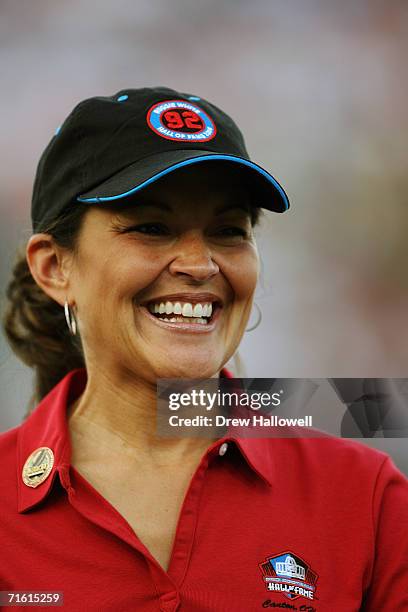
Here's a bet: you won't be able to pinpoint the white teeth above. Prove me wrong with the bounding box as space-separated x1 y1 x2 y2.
193 303 203 317
203 304 212 317
182 303 193 317
156 315 208 325
147 300 215 318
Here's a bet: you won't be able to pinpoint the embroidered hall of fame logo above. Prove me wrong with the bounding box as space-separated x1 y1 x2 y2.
146 99 217 142
259 551 319 601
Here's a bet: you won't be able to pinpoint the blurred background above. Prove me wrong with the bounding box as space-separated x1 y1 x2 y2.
1 0 407 472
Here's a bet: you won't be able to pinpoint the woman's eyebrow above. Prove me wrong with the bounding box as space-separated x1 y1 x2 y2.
118 199 250 216
214 203 251 215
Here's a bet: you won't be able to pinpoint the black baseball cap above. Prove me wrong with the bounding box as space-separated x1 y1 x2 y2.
31 87 290 232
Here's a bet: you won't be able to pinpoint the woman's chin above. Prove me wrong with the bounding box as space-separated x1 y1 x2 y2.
153 358 221 380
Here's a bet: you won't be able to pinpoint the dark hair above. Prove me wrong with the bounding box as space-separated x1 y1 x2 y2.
2 193 262 418
2 204 88 418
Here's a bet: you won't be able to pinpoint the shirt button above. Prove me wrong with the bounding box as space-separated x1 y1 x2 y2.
219 442 228 456
159 591 180 612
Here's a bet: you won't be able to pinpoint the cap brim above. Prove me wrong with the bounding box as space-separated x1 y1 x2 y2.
77 150 289 212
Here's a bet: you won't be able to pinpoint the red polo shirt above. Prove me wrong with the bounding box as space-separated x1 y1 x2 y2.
1 368 407 611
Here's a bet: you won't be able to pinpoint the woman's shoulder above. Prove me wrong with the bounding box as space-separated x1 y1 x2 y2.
0 423 24 513
0 422 21 455
271 430 395 469
264 434 408 497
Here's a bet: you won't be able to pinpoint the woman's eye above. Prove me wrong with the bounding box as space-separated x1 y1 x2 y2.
121 224 249 239
217 227 248 238
126 223 169 235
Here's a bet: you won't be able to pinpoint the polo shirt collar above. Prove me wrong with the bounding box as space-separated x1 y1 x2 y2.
17 367 273 513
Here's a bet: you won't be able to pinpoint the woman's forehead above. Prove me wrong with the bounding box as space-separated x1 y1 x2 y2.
117 198 251 216
102 197 252 223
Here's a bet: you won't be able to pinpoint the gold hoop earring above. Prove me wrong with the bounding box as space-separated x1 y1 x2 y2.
245 301 262 332
64 300 77 336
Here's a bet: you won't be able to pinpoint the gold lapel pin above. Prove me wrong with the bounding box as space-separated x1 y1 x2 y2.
22 447 55 488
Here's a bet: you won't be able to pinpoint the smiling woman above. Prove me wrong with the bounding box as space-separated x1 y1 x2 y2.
6 161 263 407
34 163 262 386
1 87 407 611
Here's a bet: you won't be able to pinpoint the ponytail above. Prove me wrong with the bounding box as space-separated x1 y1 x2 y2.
1 205 88 417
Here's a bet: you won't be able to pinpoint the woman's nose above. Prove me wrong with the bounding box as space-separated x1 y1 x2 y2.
168 231 219 281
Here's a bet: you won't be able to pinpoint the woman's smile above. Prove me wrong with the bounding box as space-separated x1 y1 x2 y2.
139 297 223 333
61 163 260 378
137 291 224 333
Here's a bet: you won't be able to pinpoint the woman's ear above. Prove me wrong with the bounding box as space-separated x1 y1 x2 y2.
26 233 73 307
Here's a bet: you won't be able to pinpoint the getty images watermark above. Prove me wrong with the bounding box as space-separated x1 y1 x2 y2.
156 378 408 439
166 387 312 429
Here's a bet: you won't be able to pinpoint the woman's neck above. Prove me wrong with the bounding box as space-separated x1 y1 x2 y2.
67 365 221 469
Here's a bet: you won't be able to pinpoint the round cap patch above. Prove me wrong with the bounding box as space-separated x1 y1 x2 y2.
147 99 217 142
22 447 54 488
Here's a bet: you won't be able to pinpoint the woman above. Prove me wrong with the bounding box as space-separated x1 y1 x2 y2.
1 87 407 611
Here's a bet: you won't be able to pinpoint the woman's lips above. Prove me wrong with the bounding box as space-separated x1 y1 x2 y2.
140 303 222 333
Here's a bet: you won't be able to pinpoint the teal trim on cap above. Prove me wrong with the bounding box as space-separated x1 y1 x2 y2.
76 154 289 210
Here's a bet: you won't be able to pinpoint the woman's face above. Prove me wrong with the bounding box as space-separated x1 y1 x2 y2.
69 163 260 381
